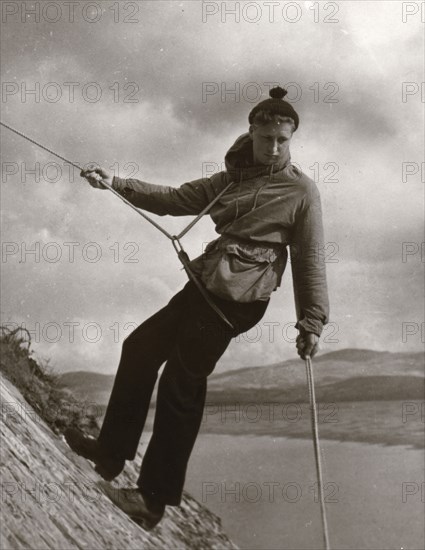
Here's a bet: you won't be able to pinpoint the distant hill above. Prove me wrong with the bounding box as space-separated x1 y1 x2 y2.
209 349 423 388
59 349 424 405
59 370 115 405
206 349 424 402
207 375 424 404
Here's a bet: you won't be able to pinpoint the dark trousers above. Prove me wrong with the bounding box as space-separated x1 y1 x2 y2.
98 281 269 505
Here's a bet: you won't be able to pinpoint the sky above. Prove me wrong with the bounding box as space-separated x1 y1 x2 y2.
1 0 424 374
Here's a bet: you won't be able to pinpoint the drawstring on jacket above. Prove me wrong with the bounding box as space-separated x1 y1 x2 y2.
232 163 276 220
251 163 274 212
234 172 243 222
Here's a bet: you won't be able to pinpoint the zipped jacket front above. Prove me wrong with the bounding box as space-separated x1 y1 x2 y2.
112 133 329 336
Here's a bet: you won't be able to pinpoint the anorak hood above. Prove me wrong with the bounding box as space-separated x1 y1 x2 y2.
224 132 291 181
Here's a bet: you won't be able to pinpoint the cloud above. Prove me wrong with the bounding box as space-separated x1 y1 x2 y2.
1 1 423 373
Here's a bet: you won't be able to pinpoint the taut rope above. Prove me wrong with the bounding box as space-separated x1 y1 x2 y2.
0 120 234 329
305 355 331 550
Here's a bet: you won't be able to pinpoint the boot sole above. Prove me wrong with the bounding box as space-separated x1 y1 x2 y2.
94 463 118 482
64 428 122 481
97 481 162 530
129 515 160 531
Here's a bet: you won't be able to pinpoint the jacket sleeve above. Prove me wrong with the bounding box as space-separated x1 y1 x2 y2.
289 182 330 337
111 174 226 216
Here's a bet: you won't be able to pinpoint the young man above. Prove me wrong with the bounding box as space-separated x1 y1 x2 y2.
65 87 329 529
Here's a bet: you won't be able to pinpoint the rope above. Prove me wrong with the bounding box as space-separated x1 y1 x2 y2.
171 239 234 330
2 120 332 546
176 181 234 240
305 355 331 550
0 121 175 238
0 120 83 171
0 120 235 329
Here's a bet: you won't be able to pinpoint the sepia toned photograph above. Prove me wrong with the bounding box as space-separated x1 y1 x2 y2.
1 1 423 549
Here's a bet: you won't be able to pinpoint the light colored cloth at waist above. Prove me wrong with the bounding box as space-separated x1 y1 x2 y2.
188 235 288 302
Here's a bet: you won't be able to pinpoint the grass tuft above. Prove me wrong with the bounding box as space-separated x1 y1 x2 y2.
0 325 100 437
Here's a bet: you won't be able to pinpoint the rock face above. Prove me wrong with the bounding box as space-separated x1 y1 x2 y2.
0 376 238 550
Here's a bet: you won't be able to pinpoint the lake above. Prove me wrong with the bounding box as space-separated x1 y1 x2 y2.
183 434 424 550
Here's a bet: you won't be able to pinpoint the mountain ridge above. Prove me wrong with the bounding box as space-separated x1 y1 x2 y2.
59 349 424 405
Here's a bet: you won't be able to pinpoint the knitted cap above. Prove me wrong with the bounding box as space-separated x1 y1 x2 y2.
248 86 299 130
